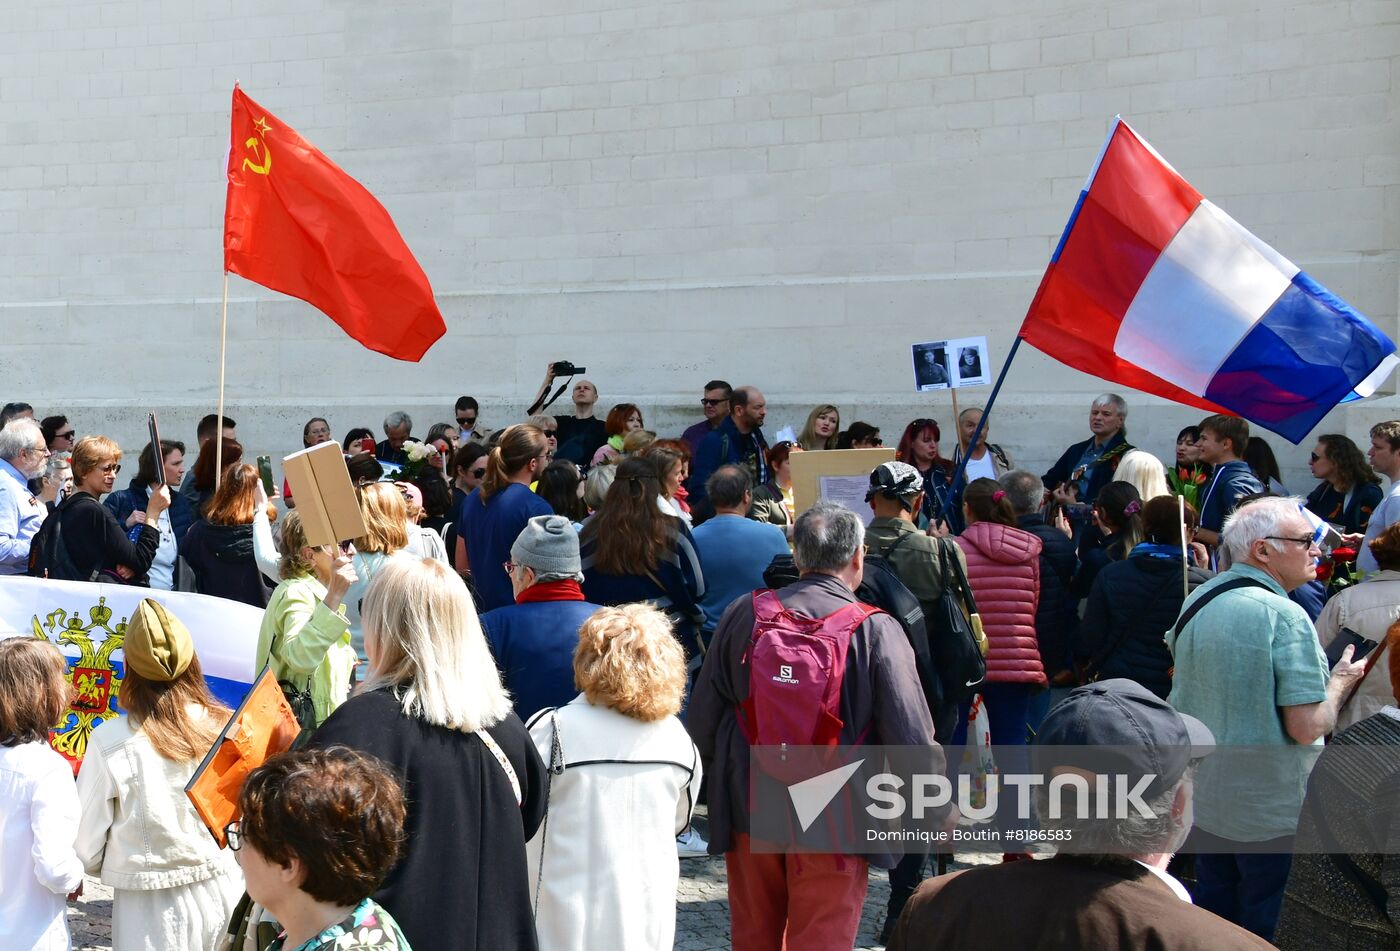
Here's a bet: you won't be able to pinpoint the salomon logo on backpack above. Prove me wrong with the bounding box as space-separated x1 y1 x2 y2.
738 589 880 781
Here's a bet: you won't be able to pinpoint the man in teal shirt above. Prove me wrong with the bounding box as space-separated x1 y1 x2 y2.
1169 496 1366 941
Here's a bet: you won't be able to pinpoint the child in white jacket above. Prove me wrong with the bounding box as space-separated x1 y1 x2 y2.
0 638 85 951
75 599 240 951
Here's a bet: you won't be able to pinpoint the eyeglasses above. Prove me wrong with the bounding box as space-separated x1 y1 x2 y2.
224 820 244 851
1266 535 1316 549
25 446 51 457
100 463 121 474
503 560 517 575
469 466 487 478
56 430 75 440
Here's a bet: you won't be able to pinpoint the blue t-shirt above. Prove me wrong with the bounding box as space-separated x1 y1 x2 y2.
457 483 553 611
691 515 790 635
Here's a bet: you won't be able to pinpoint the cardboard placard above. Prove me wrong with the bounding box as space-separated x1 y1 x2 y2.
790 448 896 526
281 442 366 548
185 667 301 848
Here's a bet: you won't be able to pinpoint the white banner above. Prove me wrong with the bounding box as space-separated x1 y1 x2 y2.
0 576 262 768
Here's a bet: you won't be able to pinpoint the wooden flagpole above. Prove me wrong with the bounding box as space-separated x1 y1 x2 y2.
214 271 229 492
1179 494 1189 599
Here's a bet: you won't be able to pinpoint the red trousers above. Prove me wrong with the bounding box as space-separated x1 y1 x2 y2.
725 832 869 951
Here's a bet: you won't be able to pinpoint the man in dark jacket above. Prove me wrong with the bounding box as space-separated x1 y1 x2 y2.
481 514 603 721
1041 393 1133 508
688 386 769 508
1000 469 1077 685
889 680 1274 951
688 500 942 951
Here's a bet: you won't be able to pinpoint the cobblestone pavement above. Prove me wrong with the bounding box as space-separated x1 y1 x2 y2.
69 810 990 950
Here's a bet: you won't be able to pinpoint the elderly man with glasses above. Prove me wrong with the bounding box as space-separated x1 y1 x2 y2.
0 418 49 574
1167 495 1368 942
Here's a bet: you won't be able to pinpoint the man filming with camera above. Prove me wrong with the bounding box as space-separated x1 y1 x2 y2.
532 361 607 466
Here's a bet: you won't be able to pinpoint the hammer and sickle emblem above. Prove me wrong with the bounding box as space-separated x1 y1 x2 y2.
242 116 272 175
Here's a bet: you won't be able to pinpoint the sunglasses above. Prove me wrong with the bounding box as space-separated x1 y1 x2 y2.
56 430 75 440
542 429 558 437
100 463 120 474
469 466 487 478
1309 452 1322 463
701 398 729 407
457 416 477 426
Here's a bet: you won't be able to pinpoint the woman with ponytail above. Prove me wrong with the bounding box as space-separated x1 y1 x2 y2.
1078 496 1212 698
454 424 553 611
1071 480 1143 598
952 478 1044 778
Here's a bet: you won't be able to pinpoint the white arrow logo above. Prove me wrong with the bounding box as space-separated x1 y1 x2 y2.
787 759 866 832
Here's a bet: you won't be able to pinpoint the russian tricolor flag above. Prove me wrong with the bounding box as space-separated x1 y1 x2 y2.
1021 117 1397 443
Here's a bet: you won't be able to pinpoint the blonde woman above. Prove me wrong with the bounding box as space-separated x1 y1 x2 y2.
255 509 358 727
344 482 412 665
76 600 241 950
526 604 702 951
798 404 841 451
310 557 547 951
1114 449 1172 502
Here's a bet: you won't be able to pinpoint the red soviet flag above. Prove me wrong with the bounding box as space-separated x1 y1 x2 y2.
223 86 445 362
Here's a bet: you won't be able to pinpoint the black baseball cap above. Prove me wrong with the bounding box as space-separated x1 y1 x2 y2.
1033 679 1215 798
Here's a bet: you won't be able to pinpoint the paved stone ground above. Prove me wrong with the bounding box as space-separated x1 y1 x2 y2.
69 809 991 950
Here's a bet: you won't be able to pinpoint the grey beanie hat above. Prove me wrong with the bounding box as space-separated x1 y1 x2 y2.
511 515 584 582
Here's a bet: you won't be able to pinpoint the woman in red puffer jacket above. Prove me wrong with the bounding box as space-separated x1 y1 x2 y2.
952 478 1045 752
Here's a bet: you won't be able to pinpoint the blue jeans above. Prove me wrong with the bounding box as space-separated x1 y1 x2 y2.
1188 829 1293 942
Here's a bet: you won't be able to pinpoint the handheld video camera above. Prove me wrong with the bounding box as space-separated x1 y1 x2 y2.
551 360 585 376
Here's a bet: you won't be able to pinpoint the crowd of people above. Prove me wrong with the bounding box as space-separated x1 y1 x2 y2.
3 383 1400 950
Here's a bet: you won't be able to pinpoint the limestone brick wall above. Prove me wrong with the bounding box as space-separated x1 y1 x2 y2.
1 0 1395 486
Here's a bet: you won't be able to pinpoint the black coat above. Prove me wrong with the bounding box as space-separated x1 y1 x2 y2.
310 688 548 951
51 492 160 584
181 520 272 607
1078 552 1212 698
1017 514 1078 678
1041 432 1131 504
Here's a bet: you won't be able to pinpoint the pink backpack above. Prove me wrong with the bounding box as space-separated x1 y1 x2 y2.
738 590 881 756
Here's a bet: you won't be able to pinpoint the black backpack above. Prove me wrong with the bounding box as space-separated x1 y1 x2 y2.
858 534 943 717
28 495 89 581
924 536 988 704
